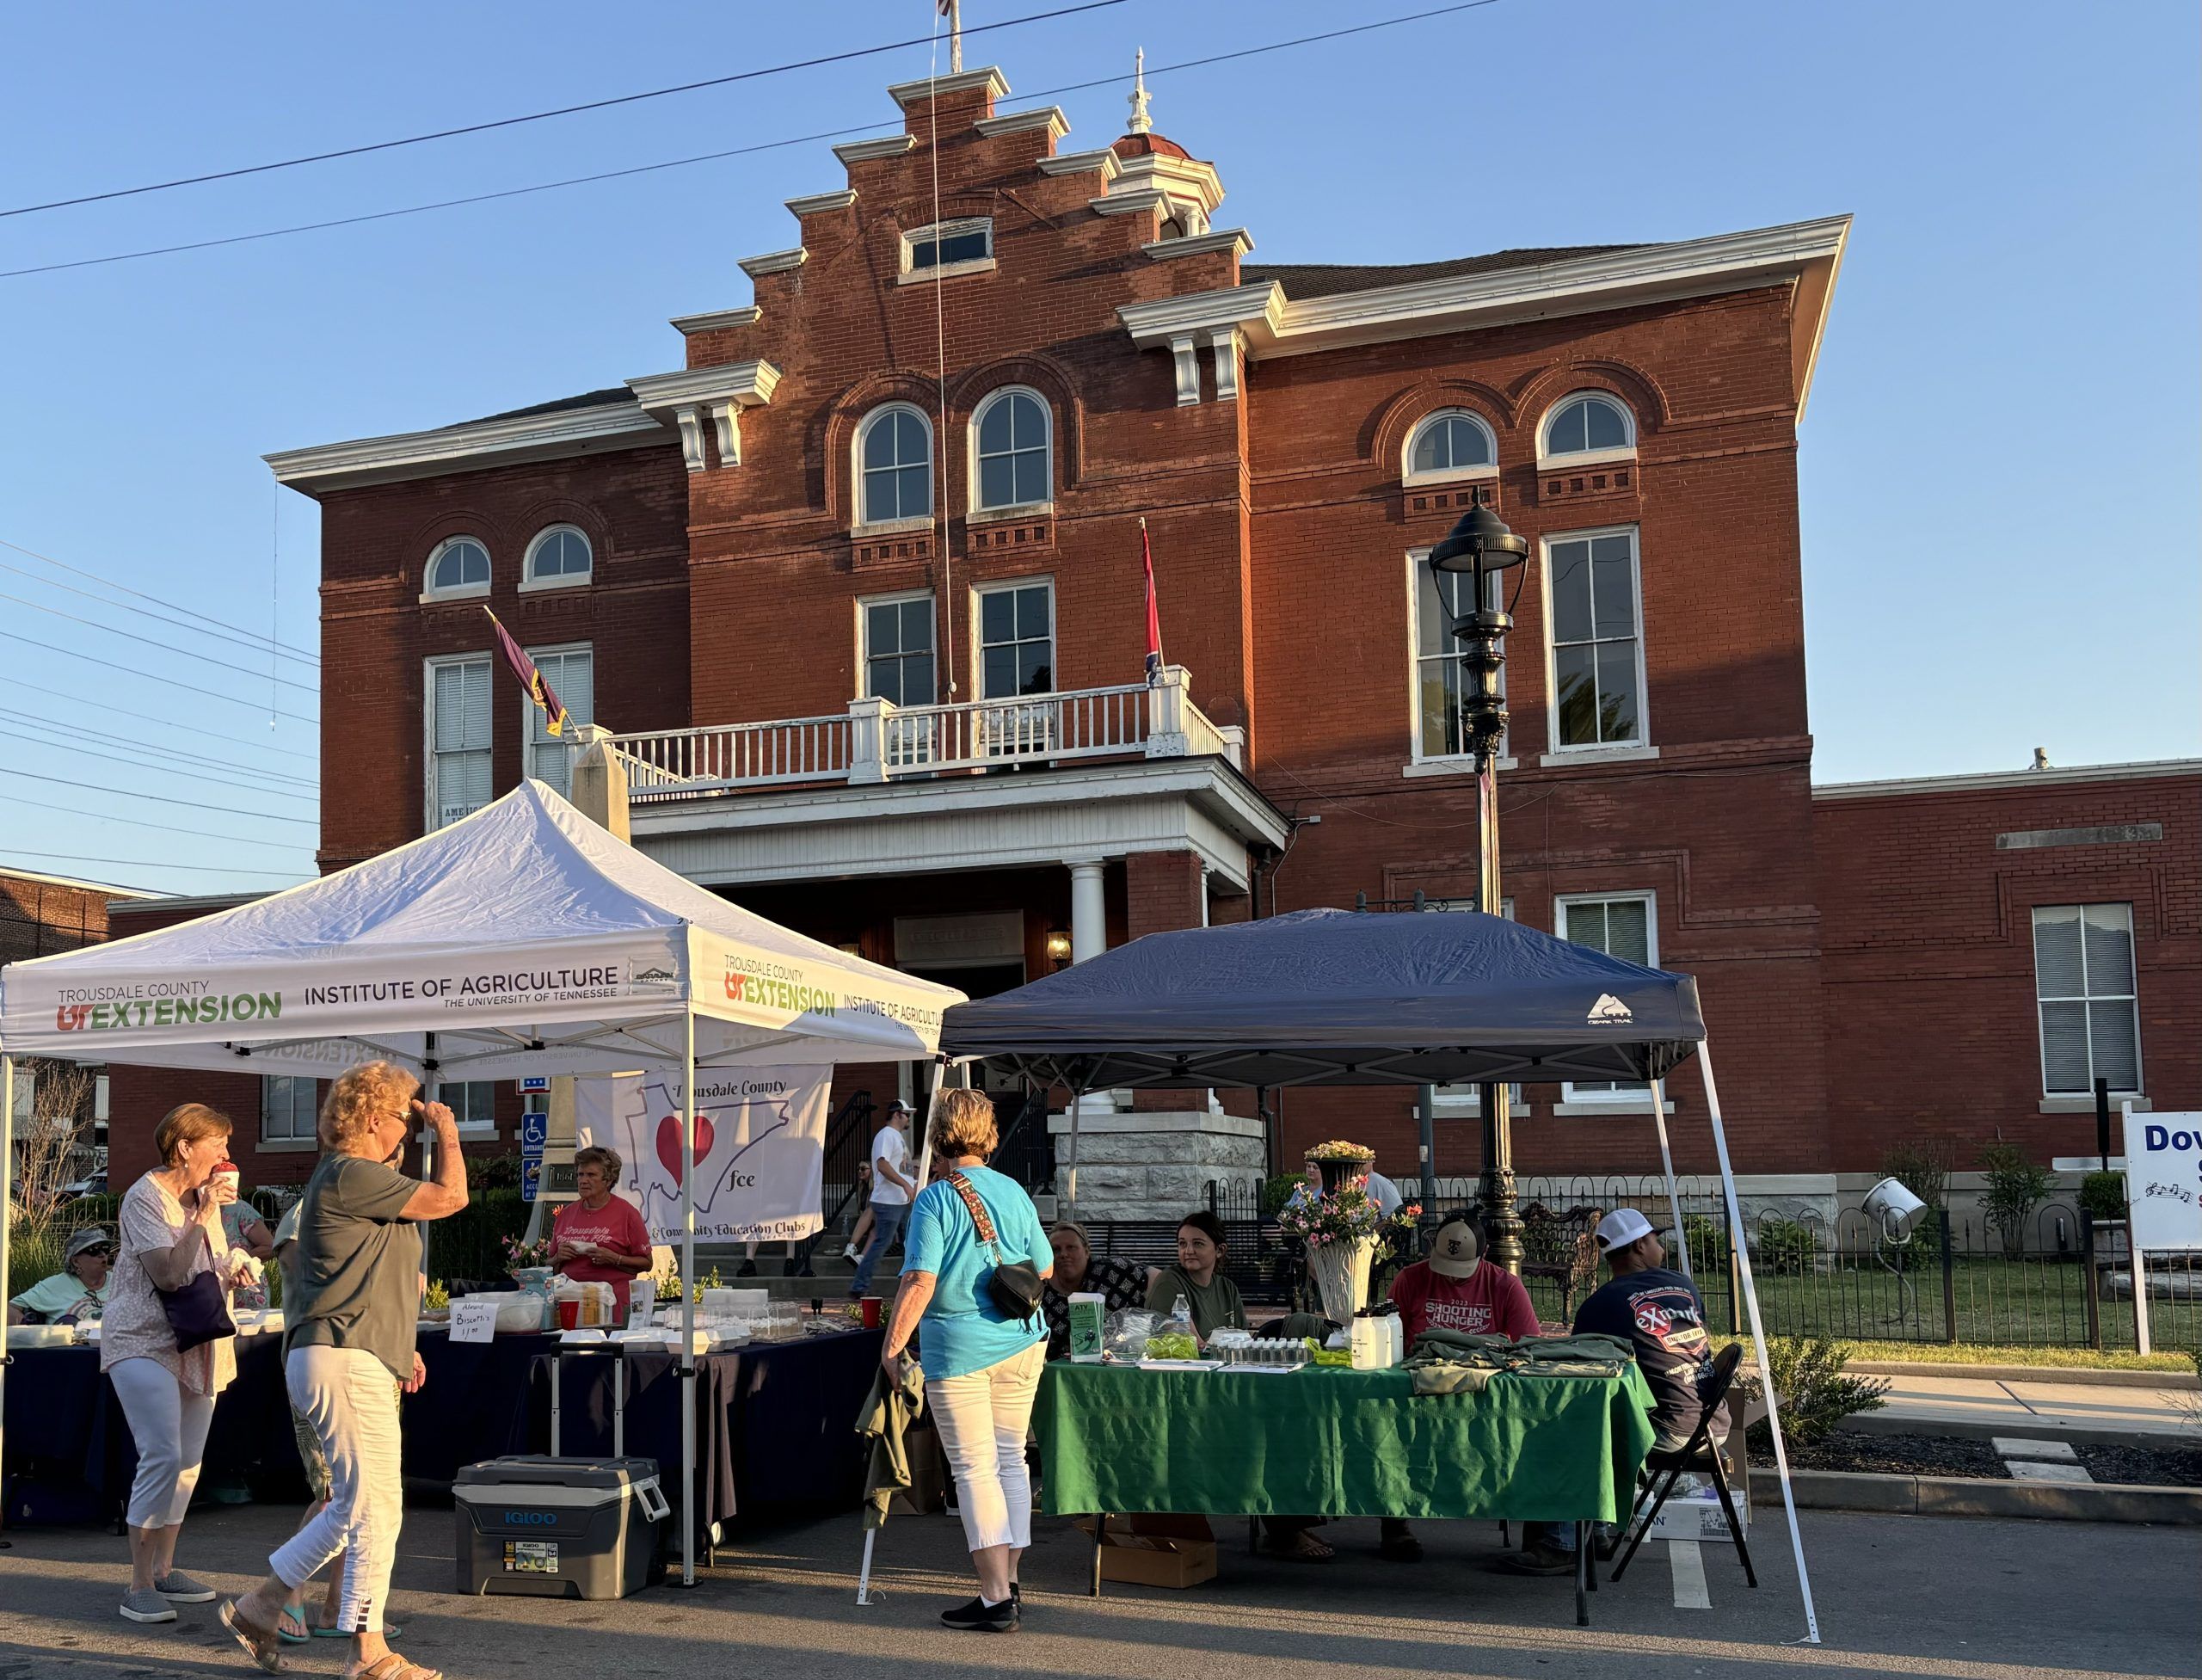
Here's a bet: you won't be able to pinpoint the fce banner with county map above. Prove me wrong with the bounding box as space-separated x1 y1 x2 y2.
576 1068 832 1245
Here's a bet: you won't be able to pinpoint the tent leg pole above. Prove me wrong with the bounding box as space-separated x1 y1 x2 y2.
1649 1077 1690 1283
1063 1082 1085 1215
912 1056 944 1193
855 1527 880 1605
1696 1043 1819 1644
0 1053 14 1542
679 1009 698 1588
1417 1083 1439 1215
420 1034 439 1283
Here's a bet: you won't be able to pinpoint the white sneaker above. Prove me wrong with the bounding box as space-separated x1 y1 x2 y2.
843 1245 859 1260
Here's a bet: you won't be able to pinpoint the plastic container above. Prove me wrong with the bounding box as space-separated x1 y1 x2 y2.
1349 1316 1383 1370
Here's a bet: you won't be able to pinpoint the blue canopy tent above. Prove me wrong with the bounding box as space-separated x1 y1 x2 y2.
938 907 1822 1641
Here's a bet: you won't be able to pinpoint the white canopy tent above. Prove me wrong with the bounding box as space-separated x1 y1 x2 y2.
0 780 964 1584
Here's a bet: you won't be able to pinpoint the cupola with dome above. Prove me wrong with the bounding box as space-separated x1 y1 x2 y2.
1104 48 1225 239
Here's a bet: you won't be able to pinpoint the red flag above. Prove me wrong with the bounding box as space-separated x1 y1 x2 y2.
483 606 568 737
1141 518 1164 682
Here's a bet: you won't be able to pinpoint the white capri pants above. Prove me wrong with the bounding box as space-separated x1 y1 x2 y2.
109 1357 216 1529
926 1338 1046 1554
269 1346 403 1635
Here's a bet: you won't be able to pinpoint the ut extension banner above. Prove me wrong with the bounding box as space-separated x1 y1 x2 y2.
576 1068 830 1245
2123 1107 2202 1252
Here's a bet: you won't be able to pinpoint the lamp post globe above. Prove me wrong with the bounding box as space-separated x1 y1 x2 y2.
1432 487 1528 1274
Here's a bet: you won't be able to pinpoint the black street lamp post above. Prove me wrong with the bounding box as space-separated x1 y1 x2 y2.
1429 489 1530 1274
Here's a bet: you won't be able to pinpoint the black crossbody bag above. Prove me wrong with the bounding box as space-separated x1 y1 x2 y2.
946 1172 1044 1324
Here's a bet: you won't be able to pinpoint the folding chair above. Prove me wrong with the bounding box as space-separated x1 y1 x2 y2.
1608 1341 1756 1587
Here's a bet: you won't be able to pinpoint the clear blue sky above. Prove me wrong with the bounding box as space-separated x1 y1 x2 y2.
1 0 2194 896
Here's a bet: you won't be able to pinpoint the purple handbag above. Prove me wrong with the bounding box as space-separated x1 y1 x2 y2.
157 1270 236 1352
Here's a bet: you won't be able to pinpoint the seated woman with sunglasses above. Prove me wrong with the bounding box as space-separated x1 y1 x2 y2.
9 1226 114 1325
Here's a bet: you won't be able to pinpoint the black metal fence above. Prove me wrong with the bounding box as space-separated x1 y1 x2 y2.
1086 1174 2202 1351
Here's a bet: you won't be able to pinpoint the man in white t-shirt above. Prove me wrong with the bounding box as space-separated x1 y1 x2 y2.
848 1100 916 1298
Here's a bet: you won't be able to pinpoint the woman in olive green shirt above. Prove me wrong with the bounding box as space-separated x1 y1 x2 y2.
1145 1211 1247 1339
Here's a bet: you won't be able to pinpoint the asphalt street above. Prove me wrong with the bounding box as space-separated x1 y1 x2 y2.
0 1500 2192 1680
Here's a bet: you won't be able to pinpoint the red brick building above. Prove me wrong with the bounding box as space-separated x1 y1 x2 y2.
102 65 2200 1214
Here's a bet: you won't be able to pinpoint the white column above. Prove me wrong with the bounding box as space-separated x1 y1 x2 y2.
1068 861 1115 1117
1069 861 1106 962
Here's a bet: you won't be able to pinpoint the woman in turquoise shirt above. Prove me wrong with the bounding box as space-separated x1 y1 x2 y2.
881 1088 1051 1635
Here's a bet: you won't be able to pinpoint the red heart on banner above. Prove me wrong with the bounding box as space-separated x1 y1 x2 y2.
655 1111 717 1183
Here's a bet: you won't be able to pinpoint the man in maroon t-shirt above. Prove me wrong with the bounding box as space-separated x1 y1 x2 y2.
1388 1213 1541 1344
1376 1214 1541 1560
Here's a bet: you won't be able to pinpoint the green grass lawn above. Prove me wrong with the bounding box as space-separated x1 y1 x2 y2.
1522 1252 2201 1363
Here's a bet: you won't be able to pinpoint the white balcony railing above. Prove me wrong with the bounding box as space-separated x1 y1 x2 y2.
606 667 1239 798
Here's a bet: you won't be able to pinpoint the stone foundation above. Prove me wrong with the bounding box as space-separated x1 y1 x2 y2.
1047 1110 1267 1222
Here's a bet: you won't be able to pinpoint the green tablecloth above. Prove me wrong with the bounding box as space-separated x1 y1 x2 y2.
1038 1361 1656 1524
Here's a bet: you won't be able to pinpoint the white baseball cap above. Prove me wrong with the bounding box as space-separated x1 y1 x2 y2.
1594 1208 1658 1252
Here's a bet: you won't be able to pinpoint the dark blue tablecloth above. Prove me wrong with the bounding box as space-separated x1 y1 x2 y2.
5 1326 884 1535
3 1333 303 1526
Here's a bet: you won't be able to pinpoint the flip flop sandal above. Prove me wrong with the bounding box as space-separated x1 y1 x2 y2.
218 1599 286 1674
276 1609 312 1646
353 1654 443 1680
1278 1533 1334 1561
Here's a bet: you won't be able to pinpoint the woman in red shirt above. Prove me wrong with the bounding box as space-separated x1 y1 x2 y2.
549 1147 654 1321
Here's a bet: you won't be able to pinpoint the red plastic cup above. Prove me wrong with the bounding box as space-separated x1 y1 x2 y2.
860 1295 882 1330
557 1298 581 1331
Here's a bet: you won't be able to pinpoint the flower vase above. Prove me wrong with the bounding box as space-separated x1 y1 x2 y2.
1307 1237 1375 1326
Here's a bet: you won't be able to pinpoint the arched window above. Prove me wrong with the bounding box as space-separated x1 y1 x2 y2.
425 537 490 600
523 525 592 588
972 389 1052 511
858 405 932 525
1539 391 1636 465
1404 409 1497 483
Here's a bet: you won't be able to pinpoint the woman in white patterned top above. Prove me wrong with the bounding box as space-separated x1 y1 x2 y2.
103 1102 255 1625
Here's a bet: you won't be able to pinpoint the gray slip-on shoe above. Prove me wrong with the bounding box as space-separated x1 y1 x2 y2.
154 1571 218 1603
120 1588 177 1623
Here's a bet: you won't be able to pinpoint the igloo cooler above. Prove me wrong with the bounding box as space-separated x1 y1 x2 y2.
453 1455 669 1599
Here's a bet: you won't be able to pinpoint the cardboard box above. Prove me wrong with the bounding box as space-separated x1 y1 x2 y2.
1639 1474 1750 1543
1075 1519 1219 1588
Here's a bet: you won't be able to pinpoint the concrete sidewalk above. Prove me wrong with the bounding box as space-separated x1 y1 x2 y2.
1858 1370 2201 1443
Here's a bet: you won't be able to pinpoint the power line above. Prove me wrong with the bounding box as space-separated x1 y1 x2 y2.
0 674 317 764
0 536 319 665
6 735 317 807
0 791 316 853
0 629 317 723
0 1 1127 220
0 2 1504 282
0 763 320 828
0 706 321 794
0 849 308 882
0 551 318 668
0 587 319 694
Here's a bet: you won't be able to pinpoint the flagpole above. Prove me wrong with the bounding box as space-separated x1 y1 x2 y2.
1141 516 1165 685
